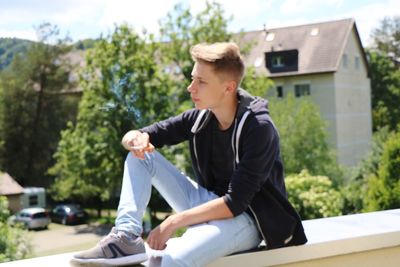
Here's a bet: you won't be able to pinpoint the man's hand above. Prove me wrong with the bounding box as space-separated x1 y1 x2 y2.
147 215 177 250
121 130 155 159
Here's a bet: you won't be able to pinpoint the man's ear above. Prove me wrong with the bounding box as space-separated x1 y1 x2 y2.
225 80 237 94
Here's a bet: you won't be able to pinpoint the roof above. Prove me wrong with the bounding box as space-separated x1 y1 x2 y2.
19 207 46 214
240 18 368 77
0 172 24 195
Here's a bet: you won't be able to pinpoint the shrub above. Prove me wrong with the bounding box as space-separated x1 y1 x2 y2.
286 170 343 219
0 196 32 262
341 126 392 214
364 130 400 211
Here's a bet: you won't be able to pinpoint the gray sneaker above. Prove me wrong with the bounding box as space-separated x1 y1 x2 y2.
71 227 148 266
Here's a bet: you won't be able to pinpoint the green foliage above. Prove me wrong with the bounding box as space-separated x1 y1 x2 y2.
0 197 32 262
158 1 233 112
73 38 98 50
368 16 400 131
49 25 176 207
241 67 274 97
49 3 235 217
364 130 400 211
0 23 78 187
270 94 342 183
0 38 33 70
371 16 400 59
0 197 9 223
286 170 343 219
344 127 400 213
368 50 400 131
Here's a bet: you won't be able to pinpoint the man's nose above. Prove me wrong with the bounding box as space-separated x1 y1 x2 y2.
187 81 195 93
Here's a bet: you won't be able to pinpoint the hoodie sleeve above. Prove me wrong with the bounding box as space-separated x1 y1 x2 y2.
139 109 198 148
223 117 281 216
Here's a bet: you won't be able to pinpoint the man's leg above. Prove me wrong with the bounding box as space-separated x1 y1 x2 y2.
131 151 262 267
116 151 216 235
160 212 261 267
72 151 208 266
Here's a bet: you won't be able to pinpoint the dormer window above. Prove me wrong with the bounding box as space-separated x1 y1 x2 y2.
265 50 299 73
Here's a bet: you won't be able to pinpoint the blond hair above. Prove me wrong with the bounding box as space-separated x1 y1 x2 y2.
190 42 245 87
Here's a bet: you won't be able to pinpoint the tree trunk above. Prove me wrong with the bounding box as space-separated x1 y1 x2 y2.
25 68 46 185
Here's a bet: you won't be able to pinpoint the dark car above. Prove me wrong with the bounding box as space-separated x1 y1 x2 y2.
50 204 88 225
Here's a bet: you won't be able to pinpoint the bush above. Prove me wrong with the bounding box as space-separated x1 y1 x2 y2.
286 170 343 220
0 196 32 262
343 127 400 213
364 130 400 211
341 126 392 214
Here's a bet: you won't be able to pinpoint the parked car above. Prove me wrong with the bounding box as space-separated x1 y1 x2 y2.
8 207 51 230
50 204 88 225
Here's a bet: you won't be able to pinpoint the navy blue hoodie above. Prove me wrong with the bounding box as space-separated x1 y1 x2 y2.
141 89 307 249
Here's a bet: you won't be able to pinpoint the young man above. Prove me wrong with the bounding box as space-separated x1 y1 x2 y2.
72 42 307 267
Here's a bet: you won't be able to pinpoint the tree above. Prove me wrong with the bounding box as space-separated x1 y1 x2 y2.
158 1 233 112
49 25 176 216
241 67 274 97
0 38 33 70
371 16 400 60
341 126 392 214
367 50 400 131
368 16 400 131
270 94 342 183
0 23 78 187
364 130 400 211
285 170 342 219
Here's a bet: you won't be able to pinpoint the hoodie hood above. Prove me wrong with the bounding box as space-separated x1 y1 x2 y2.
191 88 269 134
237 88 270 120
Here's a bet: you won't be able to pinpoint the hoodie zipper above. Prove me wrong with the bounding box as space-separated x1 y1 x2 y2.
231 118 238 170
193 134 202 177
248 205 268 246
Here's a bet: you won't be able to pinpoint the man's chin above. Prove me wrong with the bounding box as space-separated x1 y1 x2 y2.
194 103 204 109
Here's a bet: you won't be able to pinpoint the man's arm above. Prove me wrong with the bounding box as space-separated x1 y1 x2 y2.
147 197 233 250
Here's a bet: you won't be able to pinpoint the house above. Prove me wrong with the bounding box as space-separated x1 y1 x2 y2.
0 172 47 213
0 172 24 213
240 18 372 166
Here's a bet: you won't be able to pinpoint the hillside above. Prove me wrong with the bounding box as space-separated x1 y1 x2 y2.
0 37 97 70
0 38 33 70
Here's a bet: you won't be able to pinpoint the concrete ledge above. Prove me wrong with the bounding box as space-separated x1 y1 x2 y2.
1 209 400 267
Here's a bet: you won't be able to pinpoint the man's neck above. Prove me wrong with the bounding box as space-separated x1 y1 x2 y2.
212 95 238 130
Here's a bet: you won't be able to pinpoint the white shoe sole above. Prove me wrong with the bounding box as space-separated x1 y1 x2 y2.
70 252 148 266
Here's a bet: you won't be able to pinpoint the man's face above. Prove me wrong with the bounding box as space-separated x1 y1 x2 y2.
187 61 232 110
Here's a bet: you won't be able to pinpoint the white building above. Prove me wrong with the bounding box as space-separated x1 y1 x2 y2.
240 18 372 166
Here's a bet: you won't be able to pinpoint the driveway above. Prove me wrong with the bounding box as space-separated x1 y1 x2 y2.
29 223 111 257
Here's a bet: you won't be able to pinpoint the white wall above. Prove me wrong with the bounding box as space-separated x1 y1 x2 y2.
333 27 372 165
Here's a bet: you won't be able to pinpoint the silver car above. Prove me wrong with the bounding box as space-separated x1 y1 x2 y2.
8 207 51 230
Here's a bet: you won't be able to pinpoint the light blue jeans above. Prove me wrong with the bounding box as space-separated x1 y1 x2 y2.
116 151 261 267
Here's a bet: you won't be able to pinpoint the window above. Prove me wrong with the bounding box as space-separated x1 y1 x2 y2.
265 50 299 73
342 54 348 68
355 56 360 70
29 195 38 206
294 84 310 97
276 86 283 98
265 32 275 41
272 56 284 67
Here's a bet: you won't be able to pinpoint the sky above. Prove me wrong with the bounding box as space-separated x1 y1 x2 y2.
0 0 399 46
